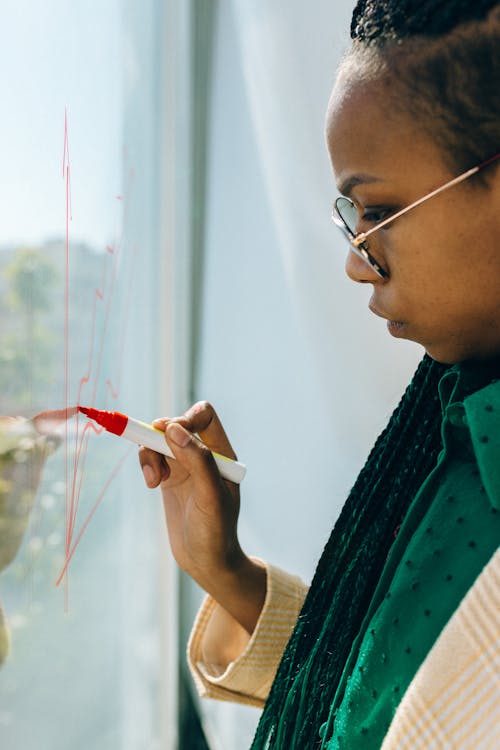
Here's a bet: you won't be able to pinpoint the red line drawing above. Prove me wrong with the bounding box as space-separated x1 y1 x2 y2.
63 108 71 606
54 110 140 593
55 446 133 587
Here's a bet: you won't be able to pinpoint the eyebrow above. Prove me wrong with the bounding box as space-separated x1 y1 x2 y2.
338 173 382 197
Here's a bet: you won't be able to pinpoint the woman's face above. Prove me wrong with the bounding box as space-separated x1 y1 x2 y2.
326 77 500 364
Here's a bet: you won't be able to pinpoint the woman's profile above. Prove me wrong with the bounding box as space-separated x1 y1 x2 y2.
140 1 500 746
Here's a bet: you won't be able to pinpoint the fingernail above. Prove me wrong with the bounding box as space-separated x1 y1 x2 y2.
191 401 206 414
142 465 155 486
168 423 190 447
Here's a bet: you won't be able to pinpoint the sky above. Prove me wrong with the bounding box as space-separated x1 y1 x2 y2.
0 0 122 249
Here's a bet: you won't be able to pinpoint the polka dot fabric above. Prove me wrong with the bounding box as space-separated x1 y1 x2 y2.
321 367 500 749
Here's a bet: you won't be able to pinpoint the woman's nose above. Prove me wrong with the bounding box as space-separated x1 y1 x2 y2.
345 248 385 284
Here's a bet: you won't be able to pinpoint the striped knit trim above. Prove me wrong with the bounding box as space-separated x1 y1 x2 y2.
188 550 499 745
381 547 500 750
187 559 309 707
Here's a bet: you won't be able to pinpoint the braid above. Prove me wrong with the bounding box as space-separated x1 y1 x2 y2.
343 2 500 176
351 0 499 41
251 355 447 748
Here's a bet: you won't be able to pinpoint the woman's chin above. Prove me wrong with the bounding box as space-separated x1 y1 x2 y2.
386 320 406 337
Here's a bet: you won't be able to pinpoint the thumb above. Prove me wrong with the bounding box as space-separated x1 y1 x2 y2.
165 422 219 485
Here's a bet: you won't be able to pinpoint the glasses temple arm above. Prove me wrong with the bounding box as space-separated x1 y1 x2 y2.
353 165 479 246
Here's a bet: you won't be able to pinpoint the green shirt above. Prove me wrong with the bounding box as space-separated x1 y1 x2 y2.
319 365 500 748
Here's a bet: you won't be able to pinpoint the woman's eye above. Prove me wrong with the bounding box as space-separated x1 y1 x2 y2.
361 207 392 224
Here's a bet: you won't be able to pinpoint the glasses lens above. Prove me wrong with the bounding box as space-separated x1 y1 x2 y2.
335 197 359 235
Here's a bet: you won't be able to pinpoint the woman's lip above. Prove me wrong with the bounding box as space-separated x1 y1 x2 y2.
368 301 406 334
368 301 388 319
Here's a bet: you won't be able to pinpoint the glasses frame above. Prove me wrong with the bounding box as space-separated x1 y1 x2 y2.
332 151 500 279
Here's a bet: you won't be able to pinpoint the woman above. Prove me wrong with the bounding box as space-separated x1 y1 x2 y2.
140 1 500 747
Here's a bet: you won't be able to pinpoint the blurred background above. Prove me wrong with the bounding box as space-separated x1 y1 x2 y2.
0 1 421 748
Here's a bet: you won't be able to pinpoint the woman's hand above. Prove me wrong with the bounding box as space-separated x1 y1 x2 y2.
138 401 266 634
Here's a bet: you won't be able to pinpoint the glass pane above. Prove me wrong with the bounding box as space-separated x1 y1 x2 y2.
0 2 168 747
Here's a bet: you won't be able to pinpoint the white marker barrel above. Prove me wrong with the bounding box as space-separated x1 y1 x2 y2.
123 418 247 484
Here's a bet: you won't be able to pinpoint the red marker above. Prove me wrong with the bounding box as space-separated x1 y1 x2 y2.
78 406 246 484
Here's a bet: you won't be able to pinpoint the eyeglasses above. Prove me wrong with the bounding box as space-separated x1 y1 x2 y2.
332 151 500 279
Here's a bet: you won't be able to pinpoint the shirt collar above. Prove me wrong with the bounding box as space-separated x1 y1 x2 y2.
464 379 500 510
438 363 500 510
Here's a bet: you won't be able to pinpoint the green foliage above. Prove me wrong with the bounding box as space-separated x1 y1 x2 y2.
0 247 59 412
5 247 59 313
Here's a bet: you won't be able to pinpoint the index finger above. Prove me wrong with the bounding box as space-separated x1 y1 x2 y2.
153 401 237 461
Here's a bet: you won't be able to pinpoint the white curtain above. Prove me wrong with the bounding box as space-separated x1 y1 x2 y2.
192 1 422 747
231 0 421 447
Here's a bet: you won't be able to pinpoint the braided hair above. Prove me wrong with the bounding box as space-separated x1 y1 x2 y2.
351 0 499 40
250 3 500 748
346 2 500 177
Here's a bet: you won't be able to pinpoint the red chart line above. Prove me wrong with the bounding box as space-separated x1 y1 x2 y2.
105 241 139 403
89 242 120 406
63 108 71 608
56 446 134 587
56 112 141 590
102 166 137 405
67 420 102 544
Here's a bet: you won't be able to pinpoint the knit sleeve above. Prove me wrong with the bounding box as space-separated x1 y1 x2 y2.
187 560 309 707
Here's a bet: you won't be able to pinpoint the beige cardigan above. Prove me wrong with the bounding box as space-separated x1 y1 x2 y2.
188 548 500 749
